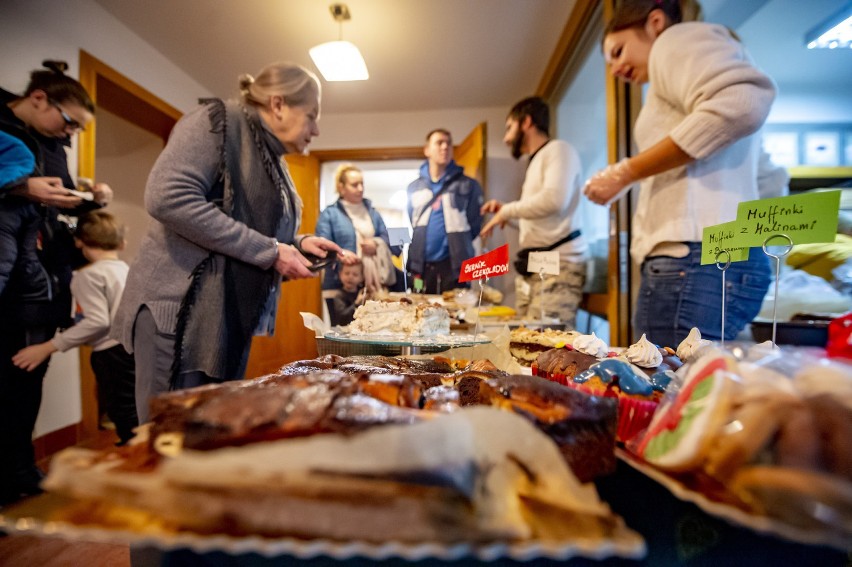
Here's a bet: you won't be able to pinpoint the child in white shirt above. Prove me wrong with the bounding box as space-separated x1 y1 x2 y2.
13 210 138 445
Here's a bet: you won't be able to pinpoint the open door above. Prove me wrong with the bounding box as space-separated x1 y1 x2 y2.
454 122 487 191
244 123 488 377
77 50 181 439
244 153 322 377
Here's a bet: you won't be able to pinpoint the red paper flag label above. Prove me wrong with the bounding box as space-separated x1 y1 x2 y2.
459 244 510 283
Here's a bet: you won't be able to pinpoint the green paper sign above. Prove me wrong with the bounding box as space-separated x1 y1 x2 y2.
701 221 750 265
735 190 840 247
701 190 841 266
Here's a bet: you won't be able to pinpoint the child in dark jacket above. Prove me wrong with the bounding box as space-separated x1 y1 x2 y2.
329 261 367 326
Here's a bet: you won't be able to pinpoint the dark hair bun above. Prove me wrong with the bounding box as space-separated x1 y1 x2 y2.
42 60 69 74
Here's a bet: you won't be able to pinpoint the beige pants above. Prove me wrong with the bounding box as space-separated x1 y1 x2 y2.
515 259 587 330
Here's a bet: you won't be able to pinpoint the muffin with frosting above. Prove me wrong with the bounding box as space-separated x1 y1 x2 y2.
573 358 673 442
532 332 614 385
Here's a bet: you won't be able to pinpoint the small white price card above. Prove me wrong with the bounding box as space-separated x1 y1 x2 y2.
527 251 560 275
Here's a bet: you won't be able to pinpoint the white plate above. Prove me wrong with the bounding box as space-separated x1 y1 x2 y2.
617 449 850 551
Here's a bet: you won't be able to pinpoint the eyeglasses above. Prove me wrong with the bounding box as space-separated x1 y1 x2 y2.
49 99 84 132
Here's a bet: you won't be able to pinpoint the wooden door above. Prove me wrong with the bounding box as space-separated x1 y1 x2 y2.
78 50 180 438
454 122 487 191
244 153 322 378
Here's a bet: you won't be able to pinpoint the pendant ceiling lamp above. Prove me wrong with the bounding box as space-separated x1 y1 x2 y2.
309 3 369 81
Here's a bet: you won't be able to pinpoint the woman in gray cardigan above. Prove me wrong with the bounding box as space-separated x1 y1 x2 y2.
112 62 342 422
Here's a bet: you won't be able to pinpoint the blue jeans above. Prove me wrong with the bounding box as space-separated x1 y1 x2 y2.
634 243 770 348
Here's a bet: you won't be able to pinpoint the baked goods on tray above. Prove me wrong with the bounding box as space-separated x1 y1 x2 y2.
626 346 852 548
41 361 637 549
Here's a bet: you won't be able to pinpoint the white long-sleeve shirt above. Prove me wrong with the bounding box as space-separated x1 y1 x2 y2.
631 22 776 263
499 139 588 261
52 258 129 353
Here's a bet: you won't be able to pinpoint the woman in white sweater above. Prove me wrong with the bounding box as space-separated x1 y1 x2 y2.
583 0 775 347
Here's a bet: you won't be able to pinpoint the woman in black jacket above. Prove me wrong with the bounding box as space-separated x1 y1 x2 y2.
0 61 109 505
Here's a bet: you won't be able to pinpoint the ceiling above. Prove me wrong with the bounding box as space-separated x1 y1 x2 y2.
92 0 576 115
92 0 850 116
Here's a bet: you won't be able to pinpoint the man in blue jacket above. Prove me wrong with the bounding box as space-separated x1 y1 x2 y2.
406 129 483 294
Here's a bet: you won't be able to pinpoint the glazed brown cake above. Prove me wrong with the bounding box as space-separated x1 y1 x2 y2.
148 356 617 482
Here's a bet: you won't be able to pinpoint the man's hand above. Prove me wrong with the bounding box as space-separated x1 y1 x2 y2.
479 213 507 239
12 342 57 372
11 177 82 208
480 199 503 215
583 158 636 206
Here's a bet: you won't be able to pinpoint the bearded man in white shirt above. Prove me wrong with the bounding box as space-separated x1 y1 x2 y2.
480 97 587 329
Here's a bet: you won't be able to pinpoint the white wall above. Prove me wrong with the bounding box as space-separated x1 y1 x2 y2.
768 88 852 124
95 109 162 265
1 0 211 437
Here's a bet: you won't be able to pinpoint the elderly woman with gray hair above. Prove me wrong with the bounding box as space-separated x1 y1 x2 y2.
113 62 342 422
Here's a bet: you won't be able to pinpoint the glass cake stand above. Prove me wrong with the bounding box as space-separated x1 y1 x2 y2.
323 330 491 355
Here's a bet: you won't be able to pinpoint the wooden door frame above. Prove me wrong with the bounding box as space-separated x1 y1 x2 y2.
76 50 181 439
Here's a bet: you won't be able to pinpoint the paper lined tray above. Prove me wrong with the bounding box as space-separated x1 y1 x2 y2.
617 449 851 551
0 494 646 562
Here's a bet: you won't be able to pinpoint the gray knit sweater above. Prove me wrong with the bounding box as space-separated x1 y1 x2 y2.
112 102 293 352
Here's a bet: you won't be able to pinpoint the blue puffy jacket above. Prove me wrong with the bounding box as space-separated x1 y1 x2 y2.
315 198 392 289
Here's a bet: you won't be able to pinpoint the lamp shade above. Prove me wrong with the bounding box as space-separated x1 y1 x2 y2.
309 40 369 81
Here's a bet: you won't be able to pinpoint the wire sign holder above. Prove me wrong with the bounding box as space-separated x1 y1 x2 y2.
762 233 794 348
474 277 487 338
387 227 411 293
715 249 731 347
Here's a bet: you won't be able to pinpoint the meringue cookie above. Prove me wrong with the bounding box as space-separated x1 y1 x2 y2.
676 327 713 363
624 333 663 369
573 332 609 358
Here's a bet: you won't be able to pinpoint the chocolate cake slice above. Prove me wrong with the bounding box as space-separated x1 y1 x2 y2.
476 375 617 482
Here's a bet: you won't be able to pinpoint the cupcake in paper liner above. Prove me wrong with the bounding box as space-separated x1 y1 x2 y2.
571 358 673 442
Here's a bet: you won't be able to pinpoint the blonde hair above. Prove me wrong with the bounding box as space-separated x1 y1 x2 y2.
238 62 321 108
334 163 362 196
75 210 125 250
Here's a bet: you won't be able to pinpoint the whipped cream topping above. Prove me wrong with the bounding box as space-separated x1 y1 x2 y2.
349 300 450 336
676 327 713 363
573 332 609 359
624 333 663 369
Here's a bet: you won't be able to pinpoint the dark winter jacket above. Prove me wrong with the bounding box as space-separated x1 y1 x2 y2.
0 88 100 329
406 160 483 276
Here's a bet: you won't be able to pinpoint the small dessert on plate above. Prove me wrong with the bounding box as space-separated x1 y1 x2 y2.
348 298 450 336
509 326 580 366
531 332 612 382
